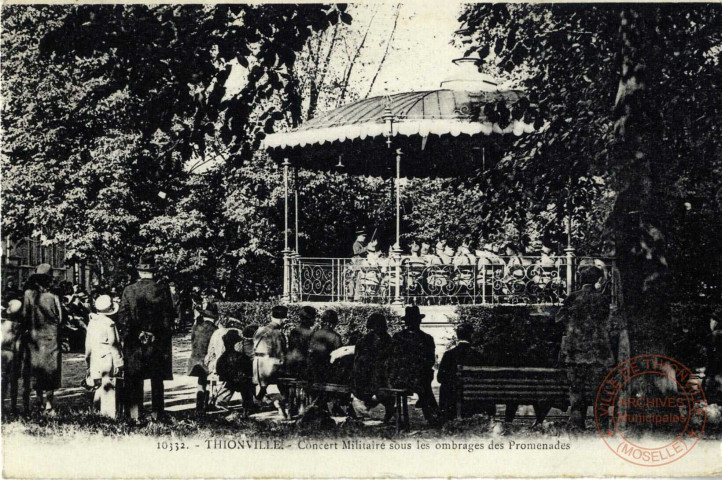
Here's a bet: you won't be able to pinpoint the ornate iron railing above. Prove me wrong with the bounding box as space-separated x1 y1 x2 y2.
285 255 615 306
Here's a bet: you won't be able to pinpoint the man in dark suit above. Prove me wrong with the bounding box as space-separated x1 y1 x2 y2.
388 306 440 425
437 323 493 421
117 256 175 420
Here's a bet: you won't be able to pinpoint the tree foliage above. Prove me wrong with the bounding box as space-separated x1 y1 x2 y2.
2 4 348 292
456 4 722 310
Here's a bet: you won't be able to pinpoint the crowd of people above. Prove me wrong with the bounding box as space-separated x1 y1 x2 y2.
352 230 566 268
2 258 720 431
184 302 441 423
348 230 609 303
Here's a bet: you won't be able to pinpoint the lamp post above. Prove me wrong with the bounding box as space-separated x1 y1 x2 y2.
383 96 403 305
564 180 576 295
294 166 299 254
282 158 291 302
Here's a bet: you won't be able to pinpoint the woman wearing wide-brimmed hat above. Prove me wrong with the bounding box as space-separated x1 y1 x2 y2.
85 295 124 417
21 263 63 414
186 303 219 411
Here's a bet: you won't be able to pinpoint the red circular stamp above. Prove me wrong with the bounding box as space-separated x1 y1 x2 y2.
594 354 707 467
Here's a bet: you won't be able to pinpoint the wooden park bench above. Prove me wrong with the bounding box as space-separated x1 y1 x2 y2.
456 366 570 418
278 378 412 433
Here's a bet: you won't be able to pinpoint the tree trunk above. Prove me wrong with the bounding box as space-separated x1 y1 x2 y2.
609 6 672 358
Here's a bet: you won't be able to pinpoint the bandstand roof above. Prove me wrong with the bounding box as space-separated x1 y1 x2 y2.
264 89 539 178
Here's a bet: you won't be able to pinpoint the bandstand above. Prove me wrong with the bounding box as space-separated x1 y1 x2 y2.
264 87 615 308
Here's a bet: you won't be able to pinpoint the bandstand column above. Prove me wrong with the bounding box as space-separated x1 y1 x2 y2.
282 158 291 302
565 213 576 296
294 166 299 254
392 148 403 305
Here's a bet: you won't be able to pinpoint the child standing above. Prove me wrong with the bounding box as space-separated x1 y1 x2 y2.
2 299 24 414
85 295 124 417
186 303 219 412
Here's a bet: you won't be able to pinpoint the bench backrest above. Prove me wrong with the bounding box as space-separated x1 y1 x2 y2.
457 366 569 404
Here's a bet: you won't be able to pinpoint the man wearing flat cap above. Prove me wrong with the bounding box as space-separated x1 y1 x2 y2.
253 305 288 407
388 306 440 425
117 255 175 420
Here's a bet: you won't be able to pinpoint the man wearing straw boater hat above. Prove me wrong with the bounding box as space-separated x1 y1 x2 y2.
117 255 175 421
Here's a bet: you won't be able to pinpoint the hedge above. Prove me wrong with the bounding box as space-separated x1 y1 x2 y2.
215 302 403 344
451 303 717 369
452 305 564 367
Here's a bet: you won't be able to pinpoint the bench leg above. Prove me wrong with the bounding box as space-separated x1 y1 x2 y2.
402 395 409 429
395 395 402 434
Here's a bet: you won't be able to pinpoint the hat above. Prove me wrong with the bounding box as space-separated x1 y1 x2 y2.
298 305 316 320
402 305 425 323
137 254 155 272
579 266 603 286
222 329 241 347
456 323 474 341
94 295 119 315
242 324 259 339
225 316 244 329
271 305 288 320
321 309 339 326
6 299 22 316
366 312 387 331
355 229 366 236
36 263 52 276
200 302 219 320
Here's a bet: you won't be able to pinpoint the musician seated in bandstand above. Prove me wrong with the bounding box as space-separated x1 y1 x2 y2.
440 245 455 265
453 239 476 267
505 242 532 267
359 243 384 299
453 239 476 290
428 241 445 265
476 242 505 267
420 241 433 263
538 242 557 267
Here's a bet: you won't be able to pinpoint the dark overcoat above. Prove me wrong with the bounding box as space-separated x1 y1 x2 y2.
186 319 217 376
704 327 722 404
117 278 175 381
353 330 392 394
22 284 63 390
306 328 342 382
437 342 487 417
387 328 436 392
556 285 613 367
286 326 313 379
